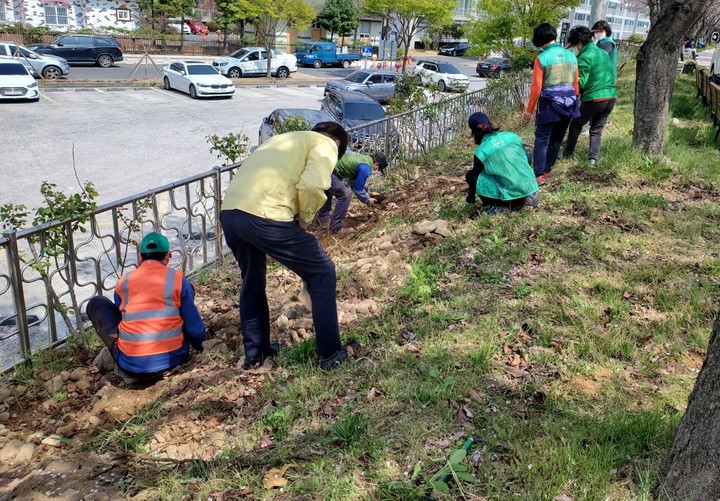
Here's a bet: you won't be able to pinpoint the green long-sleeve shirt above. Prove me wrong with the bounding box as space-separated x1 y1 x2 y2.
577 42 617 103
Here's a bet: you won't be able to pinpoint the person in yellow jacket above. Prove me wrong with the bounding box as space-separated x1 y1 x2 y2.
86 232 207 384
220 122 356 371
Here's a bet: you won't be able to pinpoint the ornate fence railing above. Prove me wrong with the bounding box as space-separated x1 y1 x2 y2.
0 81 530 370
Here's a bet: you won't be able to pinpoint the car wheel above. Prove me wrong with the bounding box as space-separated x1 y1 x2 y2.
163 76 172 90
495 69 503 78
276 66 289 79
438 80 447 92
342 60 350 69
189 84 198 99
42 66 62 79
451 50 457 57
228 67 242 78
97 54 113 68
313 59 322 69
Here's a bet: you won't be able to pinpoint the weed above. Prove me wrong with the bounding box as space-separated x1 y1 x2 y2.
263 408 292 440
329 414 367 447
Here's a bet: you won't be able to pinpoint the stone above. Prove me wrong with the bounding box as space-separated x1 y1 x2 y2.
413 220 437 235
0 412 9 423
93 347 115 372
378 240 394 251
14 443 35 463
355 299 378 316
59 489 82 501
56 422 77 438
25 431 45 444
0 389 12 402
387 250 402 263
276 315 289 331
75 376 92 391
88 416 103 426
387 202 398 209
44 375 64 394
355 257 377 268
434 219 453 237
13 385 27 398
0 439 23 463
38 370 54 382
69 368 88 381
41 434 64 447
202 339 229 354
59 370 71 382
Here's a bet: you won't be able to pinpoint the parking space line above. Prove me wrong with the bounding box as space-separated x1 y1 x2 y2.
40 93 56 104
151 87 184 100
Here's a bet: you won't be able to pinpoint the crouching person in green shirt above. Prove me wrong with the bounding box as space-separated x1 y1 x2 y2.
465 112 540 215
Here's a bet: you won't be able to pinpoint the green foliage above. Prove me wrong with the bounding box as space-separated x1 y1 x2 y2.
91 403 163 454
329 414 367 447
215 0 259 29
252 0 315 75
206 132 251 165
317 0 359 38
428 442 477 494
263 408 292 439
387 74 430 115
364 0 455 52
154 0 196 18
274 115 311 134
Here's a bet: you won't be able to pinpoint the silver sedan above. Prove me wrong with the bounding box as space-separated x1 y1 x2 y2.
324 70 398 104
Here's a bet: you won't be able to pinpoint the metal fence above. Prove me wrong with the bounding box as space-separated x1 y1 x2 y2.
0 82 529 370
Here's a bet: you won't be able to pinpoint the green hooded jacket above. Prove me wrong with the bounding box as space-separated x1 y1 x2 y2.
577 42 617 103
597 36 617 79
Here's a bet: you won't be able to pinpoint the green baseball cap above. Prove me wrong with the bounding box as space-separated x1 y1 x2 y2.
140 232 170 254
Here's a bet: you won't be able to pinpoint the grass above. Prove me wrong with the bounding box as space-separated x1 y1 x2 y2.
9 67 719 500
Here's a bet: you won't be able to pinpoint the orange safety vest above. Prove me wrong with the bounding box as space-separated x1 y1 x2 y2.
115 260 184 357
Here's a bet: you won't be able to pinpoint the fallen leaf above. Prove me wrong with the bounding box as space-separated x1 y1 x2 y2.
667 360 682 373
468 388 485 403
367 387 383 402
260 435 273 448
507 367 527 378
322 404 334 417
626 365 642 378
263 463 296 489
457 405 473 423
554 495 574 501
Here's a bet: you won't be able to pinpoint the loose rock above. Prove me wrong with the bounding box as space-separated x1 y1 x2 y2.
93 346 115 372
413 220 437 235
14 443 35 463
276 315 289 331
44 375 64 394
0 389 12 402
434 219 453 237
0 439 23 463
41 434 64 447
202 339 229 354
69 368 88 381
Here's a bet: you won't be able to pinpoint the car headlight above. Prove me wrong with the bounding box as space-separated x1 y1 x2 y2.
28 82 38 88
217 62 227 66
197 83 211 87
306 54 316 58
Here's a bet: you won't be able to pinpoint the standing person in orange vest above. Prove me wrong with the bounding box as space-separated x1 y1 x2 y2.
86 232 207 385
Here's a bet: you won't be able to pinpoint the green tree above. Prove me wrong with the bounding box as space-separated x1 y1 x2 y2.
317 0 360 41
253 0 316 77
215 0 259 49
364 0 455 72
154 0 196 50
464 0 578 58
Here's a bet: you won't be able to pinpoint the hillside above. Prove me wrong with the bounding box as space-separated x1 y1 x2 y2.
1 69 719 501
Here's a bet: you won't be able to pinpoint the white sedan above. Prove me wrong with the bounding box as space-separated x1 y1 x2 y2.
0 60 39 101
413 60 470 92
212 47 297 79
162 61 235 99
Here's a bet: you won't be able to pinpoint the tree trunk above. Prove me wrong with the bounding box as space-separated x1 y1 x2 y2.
632 0 711 155
662 311 720 499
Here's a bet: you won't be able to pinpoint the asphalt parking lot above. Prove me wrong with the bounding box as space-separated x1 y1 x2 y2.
0 85 327 207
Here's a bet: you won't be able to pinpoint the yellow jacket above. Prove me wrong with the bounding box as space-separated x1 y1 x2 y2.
221 131 338 223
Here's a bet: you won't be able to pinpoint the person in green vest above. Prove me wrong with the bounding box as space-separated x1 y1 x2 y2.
591 20 617 79
465 112 540 215
563 26 617 167
316 151 389 234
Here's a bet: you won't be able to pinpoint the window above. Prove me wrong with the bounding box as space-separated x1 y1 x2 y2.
368 74 383 83
0 2 6 22
116 9 130 21
383 74 396 83
624 19 634 27
44 4 69 25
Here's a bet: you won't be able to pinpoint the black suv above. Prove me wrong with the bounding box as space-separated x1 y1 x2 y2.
438 42 470 57
30 35 123 67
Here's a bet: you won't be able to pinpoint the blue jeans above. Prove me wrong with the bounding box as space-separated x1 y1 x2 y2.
220 210 342 359
533 118 571 176
317 173 352 232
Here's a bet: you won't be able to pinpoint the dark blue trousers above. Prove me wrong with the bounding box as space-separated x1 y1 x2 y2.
317 173 352 232
533 118 571 176
220 210 342 359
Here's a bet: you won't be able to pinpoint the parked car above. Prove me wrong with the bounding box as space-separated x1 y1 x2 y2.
438 42 470 57
476 57 512 77
162 61 235 99
258 108 337 144
167 22 192 35
295 42 361 69
0 42 69 79
184 19 209 35
213 47 297 78
0 61 39 101
412 60 470 92
30 35 123 68
324 70 397 104
321 89 399 153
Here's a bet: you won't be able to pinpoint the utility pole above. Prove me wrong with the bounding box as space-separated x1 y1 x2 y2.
590 0 610 26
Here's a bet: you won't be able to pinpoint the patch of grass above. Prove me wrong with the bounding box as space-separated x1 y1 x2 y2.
263 408 293 440
329 414 367 447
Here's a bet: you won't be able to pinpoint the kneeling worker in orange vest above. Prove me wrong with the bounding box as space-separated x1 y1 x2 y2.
86 232 207 384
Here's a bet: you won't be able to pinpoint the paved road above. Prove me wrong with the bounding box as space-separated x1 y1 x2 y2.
0 85 327 207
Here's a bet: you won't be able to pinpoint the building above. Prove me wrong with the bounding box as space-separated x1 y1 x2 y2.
563 0 651 39
0 0 140 30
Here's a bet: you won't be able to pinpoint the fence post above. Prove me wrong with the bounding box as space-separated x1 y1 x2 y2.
3 229 31 361
213 166 224 264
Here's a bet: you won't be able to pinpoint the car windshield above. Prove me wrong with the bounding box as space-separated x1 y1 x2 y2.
344 71 369 83
437 64 461 74
344 103 385 121
229 48 251 59
187 65 219 75
0 63 27 75
484 58 502 64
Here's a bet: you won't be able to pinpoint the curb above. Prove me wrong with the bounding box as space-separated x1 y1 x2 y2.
39 80 328 90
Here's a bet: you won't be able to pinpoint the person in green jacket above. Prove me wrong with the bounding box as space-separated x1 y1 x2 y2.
591 20 617 79
316 151 388 234
465 112 540 215
563 26 617 167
